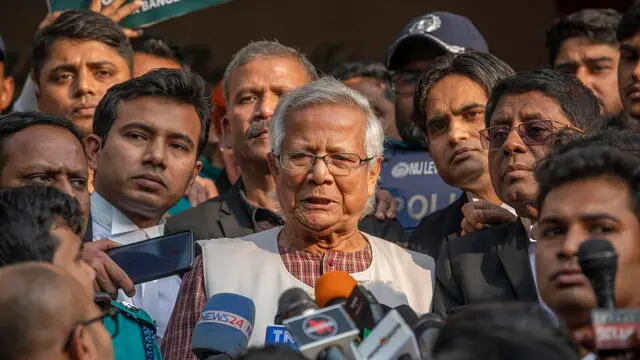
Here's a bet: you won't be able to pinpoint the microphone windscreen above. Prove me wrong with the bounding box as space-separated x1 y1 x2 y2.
315 271 357 308
275 287 318 324
191 293 256 359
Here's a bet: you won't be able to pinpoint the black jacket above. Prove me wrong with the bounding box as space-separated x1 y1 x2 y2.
407 194 468 259
433 220 538 316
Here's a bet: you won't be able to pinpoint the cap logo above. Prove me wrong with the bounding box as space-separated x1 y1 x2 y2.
410 15 441 34
101 0 114 5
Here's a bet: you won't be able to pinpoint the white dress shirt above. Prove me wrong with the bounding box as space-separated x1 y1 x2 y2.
91 191 181 339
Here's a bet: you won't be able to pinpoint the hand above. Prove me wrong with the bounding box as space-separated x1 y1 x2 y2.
374 188 398 220
40 0 144 38
460 200 517 236
187 176 219 207
83 239 135 299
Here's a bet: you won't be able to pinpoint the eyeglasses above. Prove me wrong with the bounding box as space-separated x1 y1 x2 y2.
391 70 423 95
63 302 120 351
479 120 585 149
277 152 374 176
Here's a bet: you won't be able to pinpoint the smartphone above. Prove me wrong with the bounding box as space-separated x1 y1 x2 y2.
106 230 194 285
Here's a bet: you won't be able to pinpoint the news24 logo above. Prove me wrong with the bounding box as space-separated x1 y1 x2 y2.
198 310 253 338
265 325 299 349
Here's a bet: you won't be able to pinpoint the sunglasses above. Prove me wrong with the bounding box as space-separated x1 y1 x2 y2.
479 120 585 149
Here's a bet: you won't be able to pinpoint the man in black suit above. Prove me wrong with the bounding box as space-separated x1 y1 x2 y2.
166 41 407 243
433 69 608 316
408 51 515 259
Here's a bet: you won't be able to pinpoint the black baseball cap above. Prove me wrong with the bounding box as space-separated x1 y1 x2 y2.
386 12 489 69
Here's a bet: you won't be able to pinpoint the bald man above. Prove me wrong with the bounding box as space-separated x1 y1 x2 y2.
0 263 114 360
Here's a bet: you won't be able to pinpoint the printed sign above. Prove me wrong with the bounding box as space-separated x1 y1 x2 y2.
379 145 462 232
47 0 232 28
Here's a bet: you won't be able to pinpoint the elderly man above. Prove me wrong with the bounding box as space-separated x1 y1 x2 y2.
408 51 516 259
162 78 434 357
0 262 115 360
434 69 607 316
535 129 640 359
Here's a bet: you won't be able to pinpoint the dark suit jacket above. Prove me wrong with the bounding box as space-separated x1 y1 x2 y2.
432 220 538 317
407 194 468 259
165 181 408 244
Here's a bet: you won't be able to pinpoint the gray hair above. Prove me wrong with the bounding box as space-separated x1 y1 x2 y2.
269 77 385 216
222 40 319 102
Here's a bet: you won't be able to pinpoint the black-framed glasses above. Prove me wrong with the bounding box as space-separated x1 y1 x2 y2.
277 151 374 176
479 120 585 149
63 303 120 351
391 70 423 95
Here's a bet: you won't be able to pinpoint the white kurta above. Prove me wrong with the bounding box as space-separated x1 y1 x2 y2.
199 227 435 347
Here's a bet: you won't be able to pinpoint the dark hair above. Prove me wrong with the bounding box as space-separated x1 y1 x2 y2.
130 32 188 70
618 6 640 42
433 302 579 360
331 60 394 102
546 9 621 65
32 9 133 82
536 129 640 216
331 61 390 83
485 68 605 133
238 345 306 360
0 111 84 172
93 68 212 155
0 185 84 266
414 51 515 135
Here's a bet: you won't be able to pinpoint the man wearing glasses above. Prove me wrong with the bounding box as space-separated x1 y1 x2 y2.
433 69 607 316
382 12 489 233
0 262 115 360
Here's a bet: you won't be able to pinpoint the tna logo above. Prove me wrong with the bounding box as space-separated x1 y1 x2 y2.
198 310 254 338
391 161 438 179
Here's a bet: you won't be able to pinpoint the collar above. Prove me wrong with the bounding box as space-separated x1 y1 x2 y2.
520 217 535 242
91 191 166 237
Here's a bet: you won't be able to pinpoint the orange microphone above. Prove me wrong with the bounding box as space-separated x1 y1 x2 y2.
314 271 357 308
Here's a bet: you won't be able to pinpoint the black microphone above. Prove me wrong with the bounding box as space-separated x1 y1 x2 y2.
275 287 319 325
578 238 639 357
412 313 445 359
578 238 618 309
343 284 387 338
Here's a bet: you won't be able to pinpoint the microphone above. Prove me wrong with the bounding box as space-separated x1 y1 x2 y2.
315 271 357 308
275 287 319 324
351 305 421 360
578 239 639 357
343 284 387 338
191 293 255 360
412 313 445 359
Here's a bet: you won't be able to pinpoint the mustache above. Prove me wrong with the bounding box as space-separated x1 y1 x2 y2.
246 120 270 139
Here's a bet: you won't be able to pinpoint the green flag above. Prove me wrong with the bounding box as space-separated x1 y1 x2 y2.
47 0 232 28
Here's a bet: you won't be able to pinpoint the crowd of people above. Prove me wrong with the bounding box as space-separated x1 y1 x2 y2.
1 0 640 359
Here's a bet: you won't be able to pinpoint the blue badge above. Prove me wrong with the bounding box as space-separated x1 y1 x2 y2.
265 325 299 349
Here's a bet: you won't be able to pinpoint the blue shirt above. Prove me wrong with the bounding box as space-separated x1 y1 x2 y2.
378 138 462 232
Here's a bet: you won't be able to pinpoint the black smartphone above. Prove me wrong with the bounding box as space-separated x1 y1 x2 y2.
106 230 194 285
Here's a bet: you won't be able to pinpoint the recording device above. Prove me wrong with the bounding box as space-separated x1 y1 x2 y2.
578 238 640 357
283 303 359 359
106 230 194 284
412 313 445 359
191 293 255 360
315 271 357 308
351 305 421 360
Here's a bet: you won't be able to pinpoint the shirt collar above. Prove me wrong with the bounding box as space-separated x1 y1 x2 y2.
520 217 535 242
91 191 166 237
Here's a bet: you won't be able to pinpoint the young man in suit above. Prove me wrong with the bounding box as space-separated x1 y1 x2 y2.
408 51 515 259
165 41 407 244
433 69 607 316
